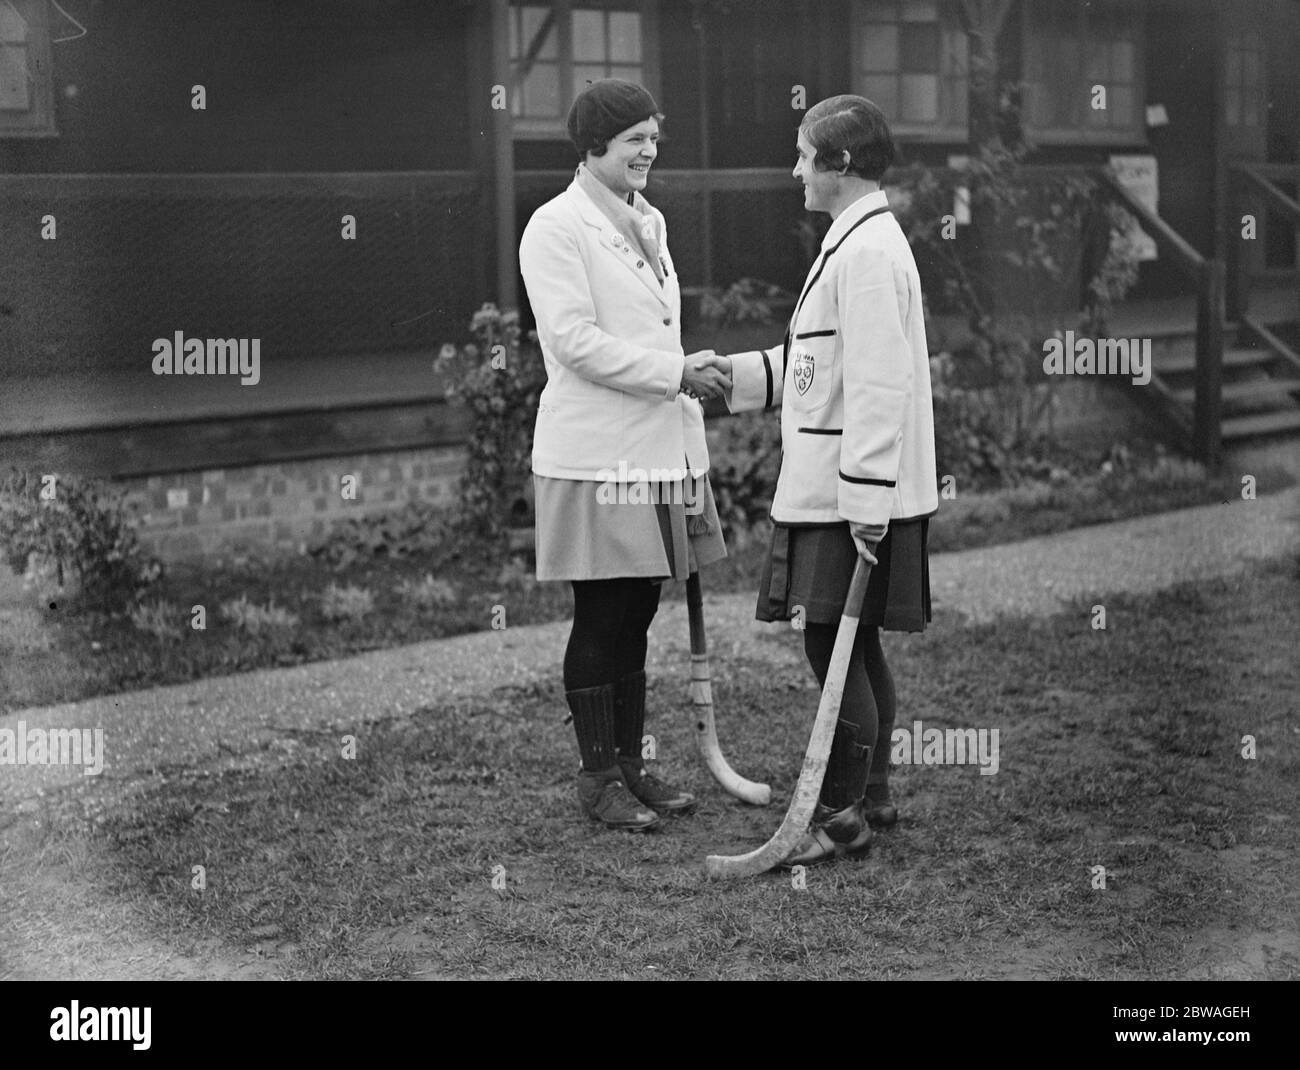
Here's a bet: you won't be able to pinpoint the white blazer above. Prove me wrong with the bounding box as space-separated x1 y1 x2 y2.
519 178 709 483
727 190 938 527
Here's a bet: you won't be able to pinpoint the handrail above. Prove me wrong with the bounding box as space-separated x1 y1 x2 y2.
1233 163 1300 226
1097 169 1206 278
1096 168 1222 465
1235 161 1300 181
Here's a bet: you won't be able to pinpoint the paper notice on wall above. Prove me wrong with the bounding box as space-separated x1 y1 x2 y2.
1109 154 1159 262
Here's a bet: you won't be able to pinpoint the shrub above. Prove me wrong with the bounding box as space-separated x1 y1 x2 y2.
219 595 300 636
704 411 783 541
698 278 794 328
890 134 1141 487
318 583 375 623
308 500 453 570
0 470 161 610
434 303 548 539
394 573 458 610
128 599 183 643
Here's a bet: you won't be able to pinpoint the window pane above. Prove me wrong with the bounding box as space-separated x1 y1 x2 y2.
1244 90 1260 126
1112 40 1134 82
900 22 940 72
942 27 967 75
860 74 898 116
610 63 642 82
572 9 606 61
901 0 938 21
521 6 557 60
1110 85 1134 127
522 63 561 116
0 45 29 110
862 24 898 71
573 63 608 91
1244 50 1261 88
1226 49 1242 85
0 4 26 43
609 12 641 62
900 73 939 122
950 77 968 124
1086 42 1109 82
1026 82 1058 128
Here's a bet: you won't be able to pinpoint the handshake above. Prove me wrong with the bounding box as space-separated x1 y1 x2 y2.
680 350 733 402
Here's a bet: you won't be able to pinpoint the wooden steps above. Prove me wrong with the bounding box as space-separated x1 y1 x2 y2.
1137 314 1300 448
1222 409 1300 440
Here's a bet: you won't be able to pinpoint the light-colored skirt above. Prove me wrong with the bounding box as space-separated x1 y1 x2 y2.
533 472 728 582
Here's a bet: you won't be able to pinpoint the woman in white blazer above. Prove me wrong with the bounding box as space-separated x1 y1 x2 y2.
519 80 732 833
715 95 938 866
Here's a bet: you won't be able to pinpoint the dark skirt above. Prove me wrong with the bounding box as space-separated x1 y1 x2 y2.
755 517 931 631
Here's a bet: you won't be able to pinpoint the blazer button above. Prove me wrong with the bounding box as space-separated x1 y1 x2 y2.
662 317 671 326
636 259 645 268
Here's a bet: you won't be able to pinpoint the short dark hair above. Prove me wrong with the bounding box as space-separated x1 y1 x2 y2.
800 95 895 181
567 78 665 159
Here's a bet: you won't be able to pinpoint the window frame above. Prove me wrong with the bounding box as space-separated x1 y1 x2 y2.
509 0 659 141
849 0 969 143
0 0 57 139
1223 28 1264 130
1020 0 1147 147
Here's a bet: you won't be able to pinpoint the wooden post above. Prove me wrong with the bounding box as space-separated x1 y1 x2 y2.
489 0 518 310
1226 168 1250 321
693 6 714 288
1193 258 1225 467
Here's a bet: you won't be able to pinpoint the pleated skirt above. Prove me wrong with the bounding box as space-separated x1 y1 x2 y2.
755 517 932 631
533 472 728 582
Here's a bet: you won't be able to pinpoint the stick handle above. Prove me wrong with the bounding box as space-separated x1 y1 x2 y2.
686 571 707 657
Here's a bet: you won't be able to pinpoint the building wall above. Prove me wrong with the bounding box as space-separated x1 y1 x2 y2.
122 444 467 562
1 0 474 174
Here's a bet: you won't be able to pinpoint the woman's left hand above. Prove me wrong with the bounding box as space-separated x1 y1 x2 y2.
849 522 887 564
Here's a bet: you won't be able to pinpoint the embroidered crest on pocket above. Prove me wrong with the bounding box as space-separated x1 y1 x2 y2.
792 348 815 396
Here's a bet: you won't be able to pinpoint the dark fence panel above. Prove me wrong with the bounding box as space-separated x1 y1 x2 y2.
0 172 488 378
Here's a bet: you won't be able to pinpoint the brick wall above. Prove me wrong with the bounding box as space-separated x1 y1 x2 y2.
121 445 467 561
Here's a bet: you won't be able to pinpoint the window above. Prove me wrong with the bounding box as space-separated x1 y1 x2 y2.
1023 0 1143 143
1225 30 1263 128
852 0 968 139
509 2 650 138
0 0 56 137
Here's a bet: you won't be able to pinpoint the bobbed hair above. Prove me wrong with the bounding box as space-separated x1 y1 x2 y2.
799 94 895 181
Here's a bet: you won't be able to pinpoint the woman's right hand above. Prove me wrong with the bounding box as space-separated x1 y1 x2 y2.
681 351 733 400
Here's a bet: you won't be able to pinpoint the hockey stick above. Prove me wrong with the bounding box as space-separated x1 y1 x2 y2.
704 556 872 878
686 571 772 806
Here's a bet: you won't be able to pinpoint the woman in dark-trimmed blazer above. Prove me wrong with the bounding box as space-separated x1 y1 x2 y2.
715 95 939 866
519 79 732 832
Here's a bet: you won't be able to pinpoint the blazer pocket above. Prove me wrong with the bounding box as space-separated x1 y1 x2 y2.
786 332 837 413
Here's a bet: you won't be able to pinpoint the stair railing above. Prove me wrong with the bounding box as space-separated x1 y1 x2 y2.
1097 169 1225 466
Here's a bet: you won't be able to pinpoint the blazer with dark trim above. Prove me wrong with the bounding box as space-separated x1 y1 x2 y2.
725 190 938 527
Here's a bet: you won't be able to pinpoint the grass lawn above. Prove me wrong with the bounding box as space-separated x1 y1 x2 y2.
11 552 1298 980
0 459 1290 713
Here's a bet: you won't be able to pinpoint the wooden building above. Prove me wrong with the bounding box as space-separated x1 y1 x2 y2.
1 0 1297 557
